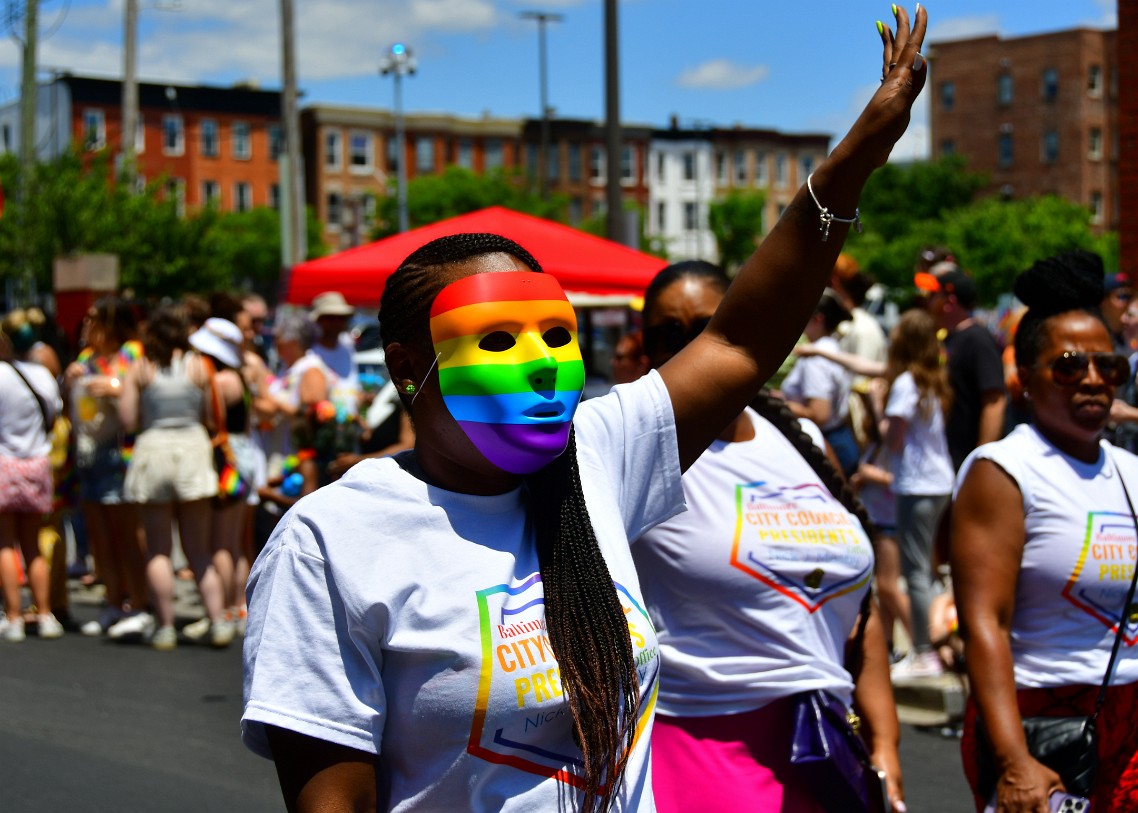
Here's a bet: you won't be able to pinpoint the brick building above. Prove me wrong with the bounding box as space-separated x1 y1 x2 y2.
302 105 523 249
0 74 284 214
928 28 1118 230
1120 4 1137 275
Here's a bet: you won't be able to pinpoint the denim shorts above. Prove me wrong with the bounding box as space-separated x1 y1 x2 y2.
77 447 128 505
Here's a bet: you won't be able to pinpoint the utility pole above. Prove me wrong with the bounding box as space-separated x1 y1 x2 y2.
603 0 623 244
121 0 138 183
19 0 38 182
279 0 306 295
520 11 563 201
380 43 416 234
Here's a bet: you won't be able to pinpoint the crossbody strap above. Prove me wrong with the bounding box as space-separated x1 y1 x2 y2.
4 359 51 430
1091 449 1138 723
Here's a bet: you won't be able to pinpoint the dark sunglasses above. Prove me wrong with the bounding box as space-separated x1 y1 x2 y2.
1037 351 1131 387
643 316 712 358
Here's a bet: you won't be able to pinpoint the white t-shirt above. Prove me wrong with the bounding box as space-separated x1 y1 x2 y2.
242 370 684 812
0 360 62 458
632 408 874 717
312 335 362 419
884 371 955 496
780 335 850 432
837 307 887 365
956 424 1138 689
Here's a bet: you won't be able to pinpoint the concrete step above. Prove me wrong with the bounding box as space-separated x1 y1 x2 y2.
893 673 968 726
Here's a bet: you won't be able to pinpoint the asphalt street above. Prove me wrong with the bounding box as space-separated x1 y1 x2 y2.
0 592 974 813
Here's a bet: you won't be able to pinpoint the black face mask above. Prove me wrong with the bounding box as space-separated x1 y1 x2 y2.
643 316 712 362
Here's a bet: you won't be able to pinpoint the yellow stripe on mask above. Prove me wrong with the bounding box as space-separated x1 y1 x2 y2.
436 330 582 369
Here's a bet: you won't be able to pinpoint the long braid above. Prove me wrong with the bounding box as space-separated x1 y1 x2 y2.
750 389 875 674
380 233 638 811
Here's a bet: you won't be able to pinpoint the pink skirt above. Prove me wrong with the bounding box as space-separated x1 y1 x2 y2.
652 697 828 813
0 455 53 514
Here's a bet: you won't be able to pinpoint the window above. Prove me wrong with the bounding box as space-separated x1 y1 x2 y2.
202 180 220 208
82 109 105 151
939 81 955 111
656 201 666 231
1089 127 1103 160
351 131 372 170
734 150 747 185
456 138 473 169
416 138 436 173
484 139 503 170
567 144 582 182
1088 64 1103 97
590 146 606 182
325 130 342 168
199 119 218 157
799 154 815 182
270 183 281 211
716 151 727 184
547 146 560 182
386 138 400 174
681 150 695 181
656 152 665 183
683 201 698 231
1042 67 1059 102
268 124 283 161
235 182 252 212
1042 130 1059 164
774 153 788 188
526 143 538 177
998 132 1014 169
997 73 1013 106
755 152 768 186
940 139 955 157
620 145 635 184
1090 190 1103 224
162 114 184 156
326 192 343 229
232 121 251 160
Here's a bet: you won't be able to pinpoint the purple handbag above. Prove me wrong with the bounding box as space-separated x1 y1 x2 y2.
789 690 889 813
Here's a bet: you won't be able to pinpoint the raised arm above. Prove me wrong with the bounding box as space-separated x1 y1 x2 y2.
796 342 887 378
951 460 1060 812
660 6 928 470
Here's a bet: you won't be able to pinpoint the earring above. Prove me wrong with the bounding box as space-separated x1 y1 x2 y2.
404 383 416 394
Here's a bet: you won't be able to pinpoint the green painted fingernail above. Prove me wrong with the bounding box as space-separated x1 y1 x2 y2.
892 4 898 15
876 20 884 34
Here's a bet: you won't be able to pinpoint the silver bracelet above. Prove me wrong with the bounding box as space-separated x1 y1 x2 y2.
806 172 862 242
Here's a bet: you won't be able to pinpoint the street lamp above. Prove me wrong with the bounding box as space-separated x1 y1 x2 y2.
519 11 563 200
380 42 416 233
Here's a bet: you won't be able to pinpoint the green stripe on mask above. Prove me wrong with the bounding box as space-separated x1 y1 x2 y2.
438 358 586 396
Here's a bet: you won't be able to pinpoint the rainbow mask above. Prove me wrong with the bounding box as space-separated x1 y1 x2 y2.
429 272 584 475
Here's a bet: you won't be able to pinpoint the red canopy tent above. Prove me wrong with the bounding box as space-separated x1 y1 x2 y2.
285 206 668 308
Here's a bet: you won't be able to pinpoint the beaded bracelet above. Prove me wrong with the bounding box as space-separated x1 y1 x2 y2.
806 173 862 242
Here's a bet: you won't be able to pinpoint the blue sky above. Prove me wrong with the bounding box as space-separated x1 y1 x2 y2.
0 0 1118 160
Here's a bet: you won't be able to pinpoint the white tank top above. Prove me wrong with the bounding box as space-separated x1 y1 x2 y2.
957 424 1138 689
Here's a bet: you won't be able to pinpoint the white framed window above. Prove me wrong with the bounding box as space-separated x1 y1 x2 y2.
683 201 698 231
325 130 342 168
681 150 695 181
733 150 747 185
656 152 665 183
1042 67 1059 102
484 139 504 170
774 153 788 188
567 144 582 182
326 191 343 229
134 115 145 154
1088 127 1103 160
656 201 666 231
755 152 768 187
1088 64 1103 98
235 182 252 212
268 124 283 161
620 145 636 184
1090 190 1103 224
715 150 727 184
167 178 185 217
350 130 372 171
799 154 816 182
416 137 435 173
233 122 251 160
270 183 281 211
590 146 606 182
456 138 473 169
568 197 583 225
83 109 106 151
163 114 184 156
202 180 220 208
997 73 1013 106
201 119 219 157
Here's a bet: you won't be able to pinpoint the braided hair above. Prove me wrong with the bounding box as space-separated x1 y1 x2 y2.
1013 249 1107 369
379 233 637 812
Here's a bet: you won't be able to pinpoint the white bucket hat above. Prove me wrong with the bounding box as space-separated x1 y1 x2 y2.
188 317 244 369
311 291 355 319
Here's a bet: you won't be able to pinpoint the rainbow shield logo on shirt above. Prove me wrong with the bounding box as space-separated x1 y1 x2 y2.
1062 510 1138 644
429 272 584 475
467 573 658 785
729 480 872 612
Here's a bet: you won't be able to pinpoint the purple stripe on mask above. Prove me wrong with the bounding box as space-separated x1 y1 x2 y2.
457 420 572 475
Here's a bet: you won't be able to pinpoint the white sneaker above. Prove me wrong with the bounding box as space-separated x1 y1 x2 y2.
150 625 177 651
107 611 155 641
891 649 944 680
36 614 64 639
181 617 212 641
210 619 236 649
2 616 26 642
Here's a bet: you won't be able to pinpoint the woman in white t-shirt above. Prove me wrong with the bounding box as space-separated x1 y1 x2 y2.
240 12 929 812
632 262 903 812
952 251 1138 813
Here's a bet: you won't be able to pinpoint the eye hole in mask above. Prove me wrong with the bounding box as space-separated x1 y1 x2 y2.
478 331 517 352
543 326 572 348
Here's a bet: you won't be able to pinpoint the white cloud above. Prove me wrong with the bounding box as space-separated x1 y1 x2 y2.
675 59 769 90
927 14 1000 44
412 0 497 30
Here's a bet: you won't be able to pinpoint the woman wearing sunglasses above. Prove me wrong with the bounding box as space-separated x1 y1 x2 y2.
951 250 1138 813
633 261 903 812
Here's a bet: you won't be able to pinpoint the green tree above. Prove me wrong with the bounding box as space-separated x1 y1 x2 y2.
371 166 566 238
708 189 766 273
